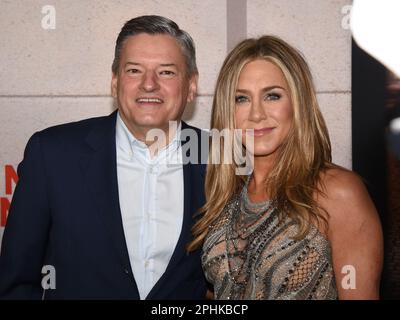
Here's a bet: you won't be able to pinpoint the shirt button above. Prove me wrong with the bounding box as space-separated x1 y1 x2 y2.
144 261 149 268
149 166 157 174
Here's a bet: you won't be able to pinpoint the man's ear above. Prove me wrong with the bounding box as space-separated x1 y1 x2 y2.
111 72 118 98
187 73 198 103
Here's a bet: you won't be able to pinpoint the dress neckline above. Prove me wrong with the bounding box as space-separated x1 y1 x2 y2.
241 175 273 213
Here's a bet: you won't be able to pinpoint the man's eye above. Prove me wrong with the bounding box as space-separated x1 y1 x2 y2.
235 95 249 104
265 93 281 101
126 68 140 74
160 70 175 76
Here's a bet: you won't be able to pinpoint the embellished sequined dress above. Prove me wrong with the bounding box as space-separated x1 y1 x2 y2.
202 183 338 300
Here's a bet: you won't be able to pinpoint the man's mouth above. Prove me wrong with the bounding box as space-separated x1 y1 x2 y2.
136 97 164 104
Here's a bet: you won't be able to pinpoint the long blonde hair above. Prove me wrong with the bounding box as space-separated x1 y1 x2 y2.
187 35 333 252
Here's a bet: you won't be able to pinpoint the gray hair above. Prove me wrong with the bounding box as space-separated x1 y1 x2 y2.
112 15 197 77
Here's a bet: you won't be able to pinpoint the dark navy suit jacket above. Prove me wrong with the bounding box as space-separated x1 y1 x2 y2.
0 111 207 299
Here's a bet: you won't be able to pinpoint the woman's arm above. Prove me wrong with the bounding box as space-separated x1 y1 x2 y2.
319 168 383 299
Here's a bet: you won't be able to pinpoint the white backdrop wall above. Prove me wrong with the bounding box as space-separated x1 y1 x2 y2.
0 0 352 244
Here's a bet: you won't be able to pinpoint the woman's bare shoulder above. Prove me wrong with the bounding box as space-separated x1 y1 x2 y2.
317 165 380 235
318 166 369 206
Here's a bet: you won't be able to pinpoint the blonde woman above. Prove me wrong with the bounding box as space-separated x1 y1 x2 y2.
188 36 383 300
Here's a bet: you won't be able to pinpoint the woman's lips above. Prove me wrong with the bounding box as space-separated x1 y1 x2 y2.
245 127 275 137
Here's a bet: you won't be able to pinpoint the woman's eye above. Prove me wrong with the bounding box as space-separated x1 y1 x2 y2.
235 95 249 103
265 93 281 101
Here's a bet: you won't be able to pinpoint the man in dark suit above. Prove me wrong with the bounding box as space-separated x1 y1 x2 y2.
0 15 208 299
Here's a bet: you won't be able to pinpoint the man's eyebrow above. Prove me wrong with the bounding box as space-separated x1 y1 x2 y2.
124 62 177 67
124 62 140 66
160 63 177 67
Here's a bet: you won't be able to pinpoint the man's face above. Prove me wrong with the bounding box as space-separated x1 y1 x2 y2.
112 33 197 141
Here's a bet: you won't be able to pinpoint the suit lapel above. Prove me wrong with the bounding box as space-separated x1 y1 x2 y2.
80 111 139 296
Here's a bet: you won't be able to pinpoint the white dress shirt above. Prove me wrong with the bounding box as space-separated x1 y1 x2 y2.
115 112 184 299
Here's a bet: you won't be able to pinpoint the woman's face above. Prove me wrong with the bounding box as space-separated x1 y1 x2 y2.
234 59 293 158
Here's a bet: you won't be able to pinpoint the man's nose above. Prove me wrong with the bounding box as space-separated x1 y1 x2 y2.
141 71 160 92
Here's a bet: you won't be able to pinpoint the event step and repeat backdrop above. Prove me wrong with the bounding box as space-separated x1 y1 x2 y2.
0 0 352 244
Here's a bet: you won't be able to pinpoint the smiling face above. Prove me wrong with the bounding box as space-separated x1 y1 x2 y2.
111 33 197 141
234 59 293 159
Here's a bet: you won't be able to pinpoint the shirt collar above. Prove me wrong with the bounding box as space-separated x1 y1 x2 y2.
115 111 182 160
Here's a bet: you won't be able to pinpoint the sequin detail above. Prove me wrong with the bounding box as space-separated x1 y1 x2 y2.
202 183 338 300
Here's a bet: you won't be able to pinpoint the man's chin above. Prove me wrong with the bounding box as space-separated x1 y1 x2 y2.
136 121 169 130
134 117 181 130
